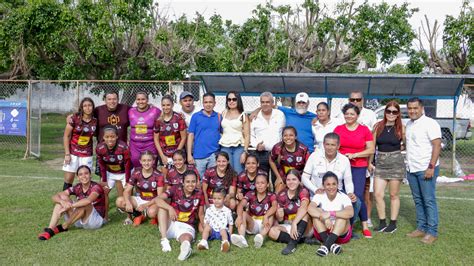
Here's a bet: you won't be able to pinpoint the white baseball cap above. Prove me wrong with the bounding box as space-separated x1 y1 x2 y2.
295 92 309 103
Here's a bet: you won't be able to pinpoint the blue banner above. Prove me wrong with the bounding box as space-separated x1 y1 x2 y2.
0 101 27 136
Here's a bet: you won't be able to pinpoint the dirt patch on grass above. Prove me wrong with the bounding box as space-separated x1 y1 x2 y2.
43 158 64 170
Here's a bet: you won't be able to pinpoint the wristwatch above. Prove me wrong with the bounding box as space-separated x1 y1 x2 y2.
428 163 434 169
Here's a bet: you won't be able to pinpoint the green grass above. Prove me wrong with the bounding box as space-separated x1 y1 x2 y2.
1 158 474 265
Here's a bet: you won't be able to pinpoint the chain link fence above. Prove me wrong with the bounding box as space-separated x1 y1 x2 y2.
0 80 472 177
0 81 29 158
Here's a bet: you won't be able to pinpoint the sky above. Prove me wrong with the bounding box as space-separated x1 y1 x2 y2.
157 0 466 50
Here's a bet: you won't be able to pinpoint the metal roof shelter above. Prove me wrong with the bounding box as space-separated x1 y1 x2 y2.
192 72 474 100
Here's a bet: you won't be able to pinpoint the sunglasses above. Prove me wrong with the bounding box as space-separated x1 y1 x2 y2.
227 98 238 102
385 109 399 115
349 98 362 102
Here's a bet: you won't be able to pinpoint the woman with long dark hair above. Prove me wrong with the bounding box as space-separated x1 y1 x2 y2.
369 101 406 233
219 91 250 174
62 97 97 190
269 126 310 192
202 151 237 210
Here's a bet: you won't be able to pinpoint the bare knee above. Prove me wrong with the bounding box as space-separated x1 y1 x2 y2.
268 226 280 240
115 197 125 208
390 193 399 201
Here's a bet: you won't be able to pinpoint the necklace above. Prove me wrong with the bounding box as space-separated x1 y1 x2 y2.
386 125 394 133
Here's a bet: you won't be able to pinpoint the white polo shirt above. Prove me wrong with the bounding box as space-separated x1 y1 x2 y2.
174 106 199 127
405 115 441 173
312 118 344 152
250 109 285 151
302 150 354 194
358 108 377 130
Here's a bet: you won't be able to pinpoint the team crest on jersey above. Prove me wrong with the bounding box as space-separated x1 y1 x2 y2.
193 199 199 206
255 205 262 213
117 155 123 160
296 199 301 206
143 182 149 189
264 203 269 210
288 203 294 210
173 123 178 129
287 157 293 163
166 126 171 131
152 182 157 188
296 156 302 162
83 127 90 133
108 114 120 125
91 126 96 131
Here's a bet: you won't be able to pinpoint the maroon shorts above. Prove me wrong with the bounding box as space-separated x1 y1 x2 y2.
313 225 352 244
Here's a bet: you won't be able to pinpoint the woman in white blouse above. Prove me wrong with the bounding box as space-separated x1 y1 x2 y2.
219 91 250 174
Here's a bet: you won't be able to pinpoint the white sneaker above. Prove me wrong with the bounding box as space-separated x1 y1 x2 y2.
161 238 171 252
178 241 192 261
231 234 248 248
367 219 373 228
197 239 209 250
221 240 230 252
254 234 264 248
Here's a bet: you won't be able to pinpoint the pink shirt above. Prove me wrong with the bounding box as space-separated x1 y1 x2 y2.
128 106 161 143
334 124 373 167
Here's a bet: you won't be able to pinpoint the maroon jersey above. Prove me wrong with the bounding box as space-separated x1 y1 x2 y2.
244 191 277 217
128 168 165 201
237 169 268 195
276 187 310 221
202 167 237 203
96 140 131 182
68 113 97 157
68 181 106 218
270 142 309 182
94 104 130 143
166 164 200 188
165 186 204 225
154 112 187 157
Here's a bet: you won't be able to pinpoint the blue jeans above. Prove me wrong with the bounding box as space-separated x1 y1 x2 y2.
407 166 439 237
195 154 217 180
220 146 244 174
351 167 368 222
350 198 362 225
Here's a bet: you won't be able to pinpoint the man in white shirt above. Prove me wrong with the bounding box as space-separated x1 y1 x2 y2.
405 97 441 245
176 91 199 127
302 133 355 200
250 91 285 174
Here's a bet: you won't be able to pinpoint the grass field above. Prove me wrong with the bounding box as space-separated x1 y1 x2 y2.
1 158 474 265
1 113 473 264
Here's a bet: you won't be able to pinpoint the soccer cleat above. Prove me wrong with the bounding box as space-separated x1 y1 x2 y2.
149 217 158 225
231 234 248 248
197 239 209 250
254 234 264 248
38 227 56 241
178 241 192 261
316 245 329 257
367 218 373 228
303 237 321 245
133 215 144 227
383 224 397 234
363 229 373 239
221 240 230 253
281 241 297 255
330 243 342 255
161 238 172 252
122 217 133 225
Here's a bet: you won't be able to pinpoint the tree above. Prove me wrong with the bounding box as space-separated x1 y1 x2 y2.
416 0 473 74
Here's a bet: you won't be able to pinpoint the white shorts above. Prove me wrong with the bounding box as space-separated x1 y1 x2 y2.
166 221 196 240
133 196 150 208
246 218 264 235
367 169 374 193
62 155 93 173
107 172 126 188
280 223 292 233
66 206 104 230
